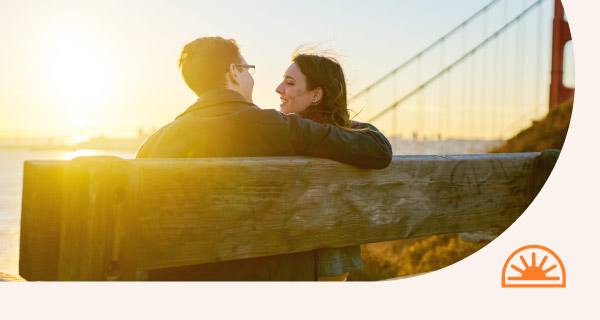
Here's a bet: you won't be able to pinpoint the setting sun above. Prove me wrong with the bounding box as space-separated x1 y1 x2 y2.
45 25 114 111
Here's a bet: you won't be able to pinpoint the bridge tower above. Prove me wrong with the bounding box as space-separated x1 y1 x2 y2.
549 0 574 110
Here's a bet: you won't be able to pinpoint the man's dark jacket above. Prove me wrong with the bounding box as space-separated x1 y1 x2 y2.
137 89 392 280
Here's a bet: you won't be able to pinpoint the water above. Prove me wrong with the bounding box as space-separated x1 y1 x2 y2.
0 148 135 275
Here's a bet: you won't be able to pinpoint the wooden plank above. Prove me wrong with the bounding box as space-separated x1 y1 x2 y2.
132 153 545 270
459 150 560 243
524 149 560 203
459 229 502 243
57 156 140 280
19 161 65 281
20 152 558 278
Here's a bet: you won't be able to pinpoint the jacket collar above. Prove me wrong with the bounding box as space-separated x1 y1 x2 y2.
176 88 256 119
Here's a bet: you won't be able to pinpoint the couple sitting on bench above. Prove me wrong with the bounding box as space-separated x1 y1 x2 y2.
137 36 392 281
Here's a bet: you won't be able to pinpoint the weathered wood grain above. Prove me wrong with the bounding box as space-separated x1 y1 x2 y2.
19 161 65 281
525 149 561 203
132 153 543 270
459 150 560 244
19 152 558 279
57 156 139 280
459 229 502 243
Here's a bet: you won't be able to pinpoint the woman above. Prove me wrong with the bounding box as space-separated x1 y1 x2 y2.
276 52 389 281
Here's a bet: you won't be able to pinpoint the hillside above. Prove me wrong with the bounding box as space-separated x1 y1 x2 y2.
350 101 573 281
491 102 572 153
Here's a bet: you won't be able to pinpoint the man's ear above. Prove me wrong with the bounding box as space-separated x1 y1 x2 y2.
226 64 240 85
312 87 323 104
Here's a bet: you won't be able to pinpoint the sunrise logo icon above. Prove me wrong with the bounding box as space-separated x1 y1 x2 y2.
501 245 566 288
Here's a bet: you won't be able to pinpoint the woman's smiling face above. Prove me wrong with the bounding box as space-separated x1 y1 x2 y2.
275 63 318 114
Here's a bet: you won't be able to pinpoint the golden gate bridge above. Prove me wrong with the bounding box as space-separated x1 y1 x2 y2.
350 0 573 149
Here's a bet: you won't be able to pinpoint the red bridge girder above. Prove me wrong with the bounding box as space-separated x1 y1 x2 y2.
549 0 574 109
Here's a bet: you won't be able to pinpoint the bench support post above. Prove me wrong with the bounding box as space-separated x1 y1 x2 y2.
57 157 139 281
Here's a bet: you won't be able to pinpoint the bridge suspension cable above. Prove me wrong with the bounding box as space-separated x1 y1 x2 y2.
366 0 545 124
349 0 502 104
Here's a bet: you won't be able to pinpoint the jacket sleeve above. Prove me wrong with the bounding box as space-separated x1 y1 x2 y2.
286 114 393 169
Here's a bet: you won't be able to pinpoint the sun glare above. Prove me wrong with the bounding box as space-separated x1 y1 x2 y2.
46 26 114 111
68 135 91 145
64 149 99 160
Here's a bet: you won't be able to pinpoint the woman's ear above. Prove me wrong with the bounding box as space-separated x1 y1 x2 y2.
312 87 323 104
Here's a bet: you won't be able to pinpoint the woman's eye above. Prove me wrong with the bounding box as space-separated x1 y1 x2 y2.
286 81 294 86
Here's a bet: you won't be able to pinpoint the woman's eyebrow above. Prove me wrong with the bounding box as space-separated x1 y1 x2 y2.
284 75 295 81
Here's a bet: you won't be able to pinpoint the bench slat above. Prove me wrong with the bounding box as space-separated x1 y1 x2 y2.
19 151 558 280
134 153 542 269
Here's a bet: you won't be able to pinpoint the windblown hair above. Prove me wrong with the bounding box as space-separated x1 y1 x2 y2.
179 37 242 96
293 53 359 131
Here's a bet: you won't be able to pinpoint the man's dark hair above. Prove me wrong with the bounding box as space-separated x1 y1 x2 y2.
178 37 242 96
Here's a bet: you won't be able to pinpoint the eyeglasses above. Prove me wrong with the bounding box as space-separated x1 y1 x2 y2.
234 64 255 75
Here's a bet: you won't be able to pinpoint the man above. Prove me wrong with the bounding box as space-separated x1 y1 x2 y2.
137 36 392 280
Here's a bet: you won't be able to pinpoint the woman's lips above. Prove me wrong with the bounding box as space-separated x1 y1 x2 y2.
279 98 288 107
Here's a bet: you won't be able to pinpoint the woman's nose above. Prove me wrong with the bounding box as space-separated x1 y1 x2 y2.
275 82 284 94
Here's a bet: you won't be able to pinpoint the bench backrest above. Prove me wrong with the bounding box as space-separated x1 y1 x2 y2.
19 150 559 280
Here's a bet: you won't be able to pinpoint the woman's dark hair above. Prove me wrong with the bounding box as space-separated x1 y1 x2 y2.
292 53 353 129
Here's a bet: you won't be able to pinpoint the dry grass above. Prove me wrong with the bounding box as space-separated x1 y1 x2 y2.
491 102 572 153
349 235 487 281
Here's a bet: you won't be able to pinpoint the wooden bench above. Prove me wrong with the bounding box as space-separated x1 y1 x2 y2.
19 150 559 281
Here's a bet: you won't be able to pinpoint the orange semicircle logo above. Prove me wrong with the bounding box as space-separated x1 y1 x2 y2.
502 244 566 288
